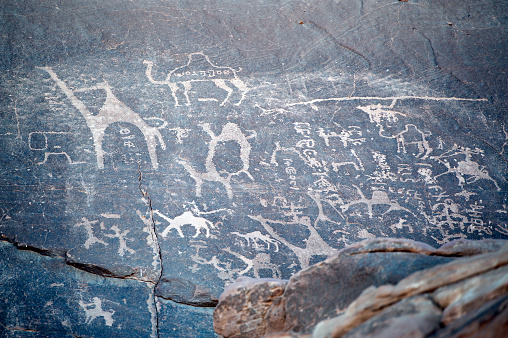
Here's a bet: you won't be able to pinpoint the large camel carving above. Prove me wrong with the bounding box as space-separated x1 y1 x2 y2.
38 67 166 169
143 52 249 106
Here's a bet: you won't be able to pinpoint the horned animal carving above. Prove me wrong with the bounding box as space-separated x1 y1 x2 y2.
143 52 249 106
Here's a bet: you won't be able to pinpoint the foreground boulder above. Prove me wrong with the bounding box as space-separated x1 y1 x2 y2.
213 238 508 337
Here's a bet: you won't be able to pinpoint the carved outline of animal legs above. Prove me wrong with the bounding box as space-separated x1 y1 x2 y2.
168 83 182 107
212 79 234 106
228 78 249 106
181 81 192 106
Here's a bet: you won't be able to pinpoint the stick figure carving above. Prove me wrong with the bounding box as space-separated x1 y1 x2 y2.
38 67 166 169
143 52 249 106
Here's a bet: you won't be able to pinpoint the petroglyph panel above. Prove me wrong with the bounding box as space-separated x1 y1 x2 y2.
1 0 507 335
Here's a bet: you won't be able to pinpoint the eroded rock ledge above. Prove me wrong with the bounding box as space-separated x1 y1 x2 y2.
213 238 508 338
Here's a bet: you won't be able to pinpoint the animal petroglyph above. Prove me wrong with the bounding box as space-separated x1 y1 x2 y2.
249 215 337 269
74 218 108 249
232 231 280 252
390 218 414 234
38 67 166 169
178 123 254 199
143 52 249 106
340 185 415 218
222 248 281 279
155 210 215 238
78 297 115 326
379 124 433 159
432 146 500 191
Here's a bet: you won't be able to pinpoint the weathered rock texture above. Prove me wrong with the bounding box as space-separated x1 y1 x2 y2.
1 0 507 336
213 238 508 338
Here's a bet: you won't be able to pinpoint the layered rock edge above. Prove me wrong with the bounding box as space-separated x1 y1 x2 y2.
213 238 508 338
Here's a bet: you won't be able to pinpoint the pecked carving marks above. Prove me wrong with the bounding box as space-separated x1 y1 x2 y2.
37 67 166 169
178 122 254 199
143 52 249 107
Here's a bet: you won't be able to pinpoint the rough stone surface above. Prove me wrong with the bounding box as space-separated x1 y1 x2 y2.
282 239 453 332
429 294 508 338
214 277 288 338
314 243 508 337
433 264 508 325
344 295 442 338
0 241 155 337
1 0 507 336
213 239 508 338
435 238 508 257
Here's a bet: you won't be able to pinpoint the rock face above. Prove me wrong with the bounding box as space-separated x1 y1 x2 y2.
1 0 507 336
213 238 508 338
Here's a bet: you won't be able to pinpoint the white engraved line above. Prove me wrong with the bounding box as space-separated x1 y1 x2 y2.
287 95 487 107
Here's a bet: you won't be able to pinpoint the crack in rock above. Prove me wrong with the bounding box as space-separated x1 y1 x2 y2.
138 164 164 338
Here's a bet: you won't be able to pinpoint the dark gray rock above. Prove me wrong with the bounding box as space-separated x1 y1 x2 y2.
155 277 218 307
0 240 155 337
1 0 507 336
158 298 216 338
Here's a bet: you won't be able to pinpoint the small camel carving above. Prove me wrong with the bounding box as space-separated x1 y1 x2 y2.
143 52 249 106
155 210 215 238
38 67 166 169
340 185 415 218
232 231 280 252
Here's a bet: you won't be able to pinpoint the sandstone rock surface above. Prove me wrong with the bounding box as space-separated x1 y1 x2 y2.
213 238 508 338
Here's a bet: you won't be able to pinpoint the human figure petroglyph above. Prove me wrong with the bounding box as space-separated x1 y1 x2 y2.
78 297 115 326
340 185 415 219
155 210 215 238
432 145 500 191
143 52 249 106
105 225 135 256
74 218 108 249
232 231 280 252
38 67 166 169
178 122 254 199
248 215 337 269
